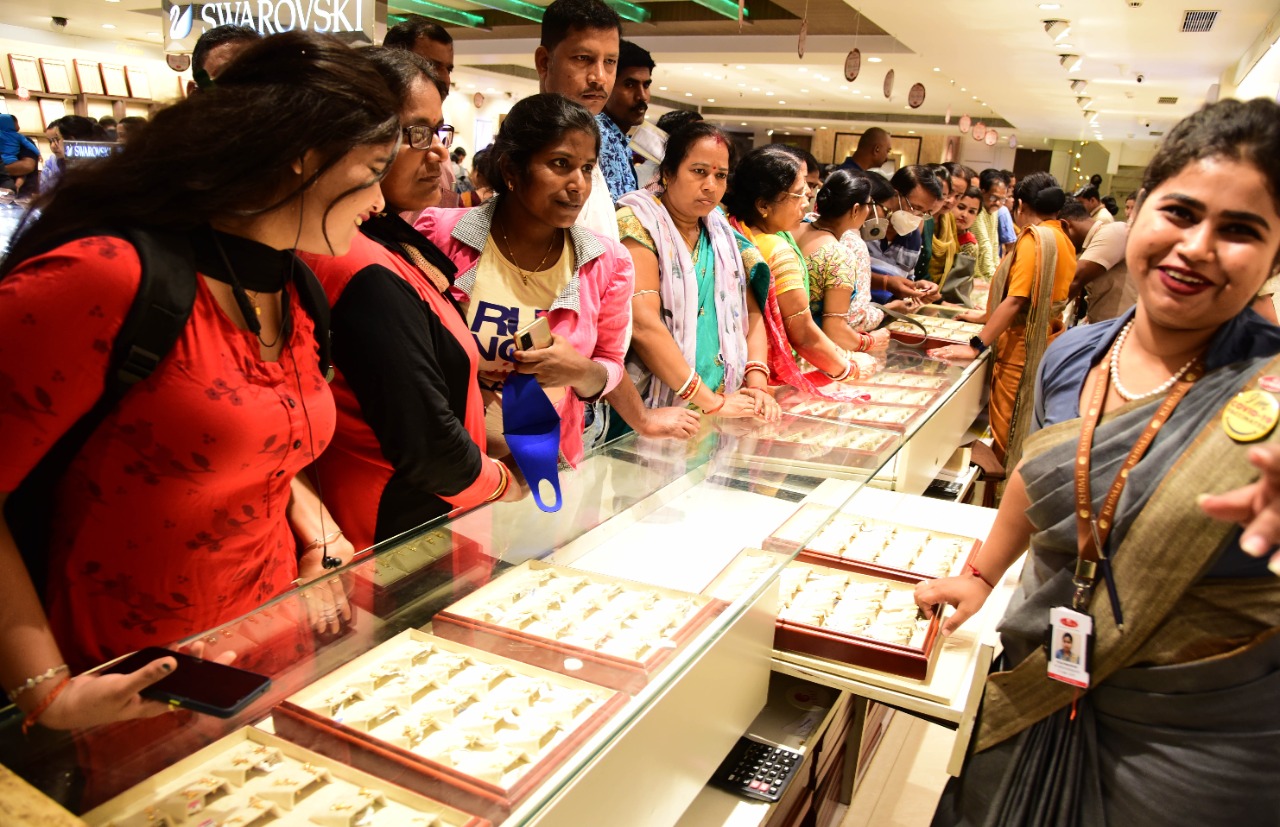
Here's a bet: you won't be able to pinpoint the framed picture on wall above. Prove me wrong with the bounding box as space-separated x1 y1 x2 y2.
75 60 105 95
40 59 73 95
101 64 130 98
9 55 44 93
125 67 152 100
38 98 67 129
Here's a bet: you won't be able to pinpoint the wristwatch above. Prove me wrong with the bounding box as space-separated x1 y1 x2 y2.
969 335 988 354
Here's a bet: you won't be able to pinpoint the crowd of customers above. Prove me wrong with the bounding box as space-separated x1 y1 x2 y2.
2 8 1279 823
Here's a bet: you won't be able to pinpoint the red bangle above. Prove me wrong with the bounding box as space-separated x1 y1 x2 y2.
22 675 70 735
967 562 996 589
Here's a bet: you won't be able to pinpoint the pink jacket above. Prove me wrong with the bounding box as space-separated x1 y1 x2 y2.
415 200 633 464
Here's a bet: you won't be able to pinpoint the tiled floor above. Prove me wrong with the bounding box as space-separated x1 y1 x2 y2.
839 713 953 827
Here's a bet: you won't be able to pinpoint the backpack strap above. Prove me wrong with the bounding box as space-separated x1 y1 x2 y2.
4 228 197 595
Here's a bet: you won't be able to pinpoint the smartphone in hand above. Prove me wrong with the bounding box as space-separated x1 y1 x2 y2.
99 647 272 718
515 316 552 351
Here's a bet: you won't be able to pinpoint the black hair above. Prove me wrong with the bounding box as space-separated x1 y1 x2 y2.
960 186 982 202
451 146 467 160
97 116 117 127
1074 185 1101 201
925 163 951 194
541 0 623 52
192 24 262 75
944 162 978 184
781 146 821 177
118 115 147 129
383 15 453 50
490 93 599 199
656 109 703 135
618 39 654 72
1014 171 1066 217
361 46 447 103
866 171 897 205
890 164 943 200
53 115 107 142
1101 195 1119 216
471 147 493 186
1144 99 1280 210
1061 632 1073 643
659 121 734 182
1057 197 1091 221
722 145 801 223
1089 173 1103 187
979 168 1007 193
3 31 399 274
814 169 873 220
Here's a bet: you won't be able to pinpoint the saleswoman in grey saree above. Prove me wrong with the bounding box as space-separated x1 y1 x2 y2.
916 97 1280 827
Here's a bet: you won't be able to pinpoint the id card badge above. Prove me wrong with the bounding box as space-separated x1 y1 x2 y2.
1047 606 1092 689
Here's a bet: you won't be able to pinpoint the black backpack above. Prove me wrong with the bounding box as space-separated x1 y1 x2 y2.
3 227 331 596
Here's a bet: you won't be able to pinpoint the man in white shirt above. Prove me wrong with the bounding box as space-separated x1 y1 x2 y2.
1073 185 1114 224
1060 198 1135 322
534 0 622 241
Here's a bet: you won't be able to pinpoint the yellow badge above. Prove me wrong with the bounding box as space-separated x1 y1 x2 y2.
1222 389 1280 443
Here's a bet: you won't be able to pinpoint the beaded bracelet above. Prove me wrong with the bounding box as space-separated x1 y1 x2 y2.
22 675 70 735
6 664 68 704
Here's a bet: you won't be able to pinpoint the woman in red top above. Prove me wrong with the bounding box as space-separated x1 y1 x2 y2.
0 32 398 731
303 49 524 556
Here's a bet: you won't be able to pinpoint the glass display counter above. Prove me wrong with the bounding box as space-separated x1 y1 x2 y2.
0 342 991 827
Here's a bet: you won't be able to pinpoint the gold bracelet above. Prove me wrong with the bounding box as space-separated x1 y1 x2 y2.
303 530 344 552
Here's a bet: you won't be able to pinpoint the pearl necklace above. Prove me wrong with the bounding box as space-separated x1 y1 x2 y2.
1108 319 1198 402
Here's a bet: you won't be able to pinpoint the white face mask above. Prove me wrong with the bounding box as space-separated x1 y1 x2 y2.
890 195 923 235
860 204 890 241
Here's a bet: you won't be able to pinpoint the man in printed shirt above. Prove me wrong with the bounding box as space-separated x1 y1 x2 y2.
535 0 623 241
597 40 653 201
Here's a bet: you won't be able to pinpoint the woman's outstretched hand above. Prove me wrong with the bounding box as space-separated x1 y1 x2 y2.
1199 443 1280 574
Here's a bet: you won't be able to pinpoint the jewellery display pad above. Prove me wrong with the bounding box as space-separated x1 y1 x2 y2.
431 561 726 694
349 528 487 616
779 396 930 433
272 630 625 822
727 413 899 474
772 560 943 681
83 726 487 827
887 315 983 349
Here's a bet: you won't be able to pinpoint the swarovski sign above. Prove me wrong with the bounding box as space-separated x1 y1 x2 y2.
162 0 374 53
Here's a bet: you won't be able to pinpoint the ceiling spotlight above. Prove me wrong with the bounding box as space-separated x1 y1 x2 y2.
1070 79 1088 94
1044 19 1071 41
1060 54 1083 72
1076 96 1093 108
1038 2 1061 8
867 57 883 63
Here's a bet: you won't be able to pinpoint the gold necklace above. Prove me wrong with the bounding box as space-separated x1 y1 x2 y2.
497 220 559 286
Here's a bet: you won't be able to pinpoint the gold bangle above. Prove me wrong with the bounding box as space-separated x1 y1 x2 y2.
303 530 343 552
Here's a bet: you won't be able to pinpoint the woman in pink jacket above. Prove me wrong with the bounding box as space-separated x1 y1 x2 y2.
415 93 632 465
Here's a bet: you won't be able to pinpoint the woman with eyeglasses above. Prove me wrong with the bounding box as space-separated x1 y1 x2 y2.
724 145 872 388
302 49 525 556
792 169 900 353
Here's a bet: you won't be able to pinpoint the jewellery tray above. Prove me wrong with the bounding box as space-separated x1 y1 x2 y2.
887 315 983 350
729 413 899 474
350 528 487 616
764 504 981 583
779 396 929 433
273 630 626 822
771 560 944 681
82 725 488 827
430 560 727 693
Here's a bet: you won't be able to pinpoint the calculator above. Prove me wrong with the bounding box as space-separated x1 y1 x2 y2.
709 736 803 803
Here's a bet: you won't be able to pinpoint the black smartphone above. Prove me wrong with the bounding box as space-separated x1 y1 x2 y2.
99 647 272 718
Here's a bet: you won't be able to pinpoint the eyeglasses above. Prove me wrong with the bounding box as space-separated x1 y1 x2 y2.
898 194 930 216
781 187 809 202
402 123 455 150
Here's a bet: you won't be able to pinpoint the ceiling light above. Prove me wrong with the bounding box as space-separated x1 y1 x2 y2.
971 95 978 100
707 98 715 103
659 86 668 90
804 127 813 131
867 57 882 63
1056 43 1074 50
1070 79 1088 94
736 65 745 70
863 95 871 99
1038 2 1061 8
798 67 808 73
752 87 760 91
741 122 748 126
685 92 693 97
960 87 967 92
907 130 916 134
1060 54 1083 72
765 91 774 96
800 88 809 93
146 31 159 36
1043 19 1071 41
819 126 827 130
102 23 116 28
779 100 786 104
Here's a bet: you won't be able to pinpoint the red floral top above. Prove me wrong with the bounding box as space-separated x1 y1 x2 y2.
0 234 335 672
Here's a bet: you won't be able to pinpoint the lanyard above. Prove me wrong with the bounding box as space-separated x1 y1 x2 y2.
1073 345 1203 626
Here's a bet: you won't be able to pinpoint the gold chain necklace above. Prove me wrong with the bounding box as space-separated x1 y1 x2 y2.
497 220 559 286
